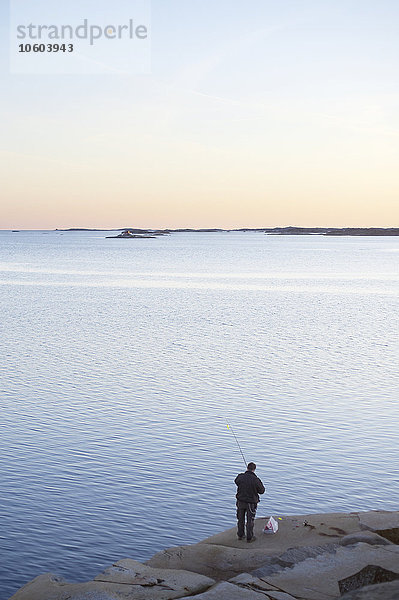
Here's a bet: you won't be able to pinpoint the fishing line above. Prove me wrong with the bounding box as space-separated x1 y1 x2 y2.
225 418 247 467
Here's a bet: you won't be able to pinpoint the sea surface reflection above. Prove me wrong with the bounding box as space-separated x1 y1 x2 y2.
1 231 399 598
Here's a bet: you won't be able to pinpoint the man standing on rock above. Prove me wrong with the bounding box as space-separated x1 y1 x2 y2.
235 462 265 543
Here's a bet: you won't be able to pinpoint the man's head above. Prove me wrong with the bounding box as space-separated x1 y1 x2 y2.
247 462 256 471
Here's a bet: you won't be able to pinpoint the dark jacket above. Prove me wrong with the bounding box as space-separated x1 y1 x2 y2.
235 470 265 504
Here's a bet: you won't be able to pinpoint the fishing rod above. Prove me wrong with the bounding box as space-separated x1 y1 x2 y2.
225 419 247 467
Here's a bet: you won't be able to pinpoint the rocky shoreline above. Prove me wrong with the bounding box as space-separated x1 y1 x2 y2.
10 510 399 600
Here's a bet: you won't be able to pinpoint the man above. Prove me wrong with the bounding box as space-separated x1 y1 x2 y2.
235 462 265 543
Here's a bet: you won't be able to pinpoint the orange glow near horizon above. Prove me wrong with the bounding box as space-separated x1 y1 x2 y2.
2 3 399 230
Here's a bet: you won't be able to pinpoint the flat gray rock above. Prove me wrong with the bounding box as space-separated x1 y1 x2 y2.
267 593 299 600
339 531 392 547
147 513 362 580
359 510 399 542
202 512 361 552
251 544 339 578
147 542 285 579
229 573 279 590
178 581 273 599
52 593 117 600
358 510 399 531
9 562 215 600
263 543 399 600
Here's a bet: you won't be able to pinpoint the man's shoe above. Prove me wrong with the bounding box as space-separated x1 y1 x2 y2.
247 536 257 543
237 535 245 540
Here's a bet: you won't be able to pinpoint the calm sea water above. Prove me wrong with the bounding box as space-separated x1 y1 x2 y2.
1 231 399 598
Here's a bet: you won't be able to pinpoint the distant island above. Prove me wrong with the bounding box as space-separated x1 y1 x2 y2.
106 229 159 239
261 227 399 236
55 228 110 232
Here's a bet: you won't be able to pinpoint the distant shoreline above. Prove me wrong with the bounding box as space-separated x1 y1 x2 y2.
5 227 399 236
52 226 399 236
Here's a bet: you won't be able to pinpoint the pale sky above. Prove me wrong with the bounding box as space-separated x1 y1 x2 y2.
1 0 399 229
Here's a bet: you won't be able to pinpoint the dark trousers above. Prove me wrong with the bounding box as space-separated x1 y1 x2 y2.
236 500 257 540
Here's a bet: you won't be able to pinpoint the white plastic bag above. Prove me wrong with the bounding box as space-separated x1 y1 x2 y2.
263 516 279 534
